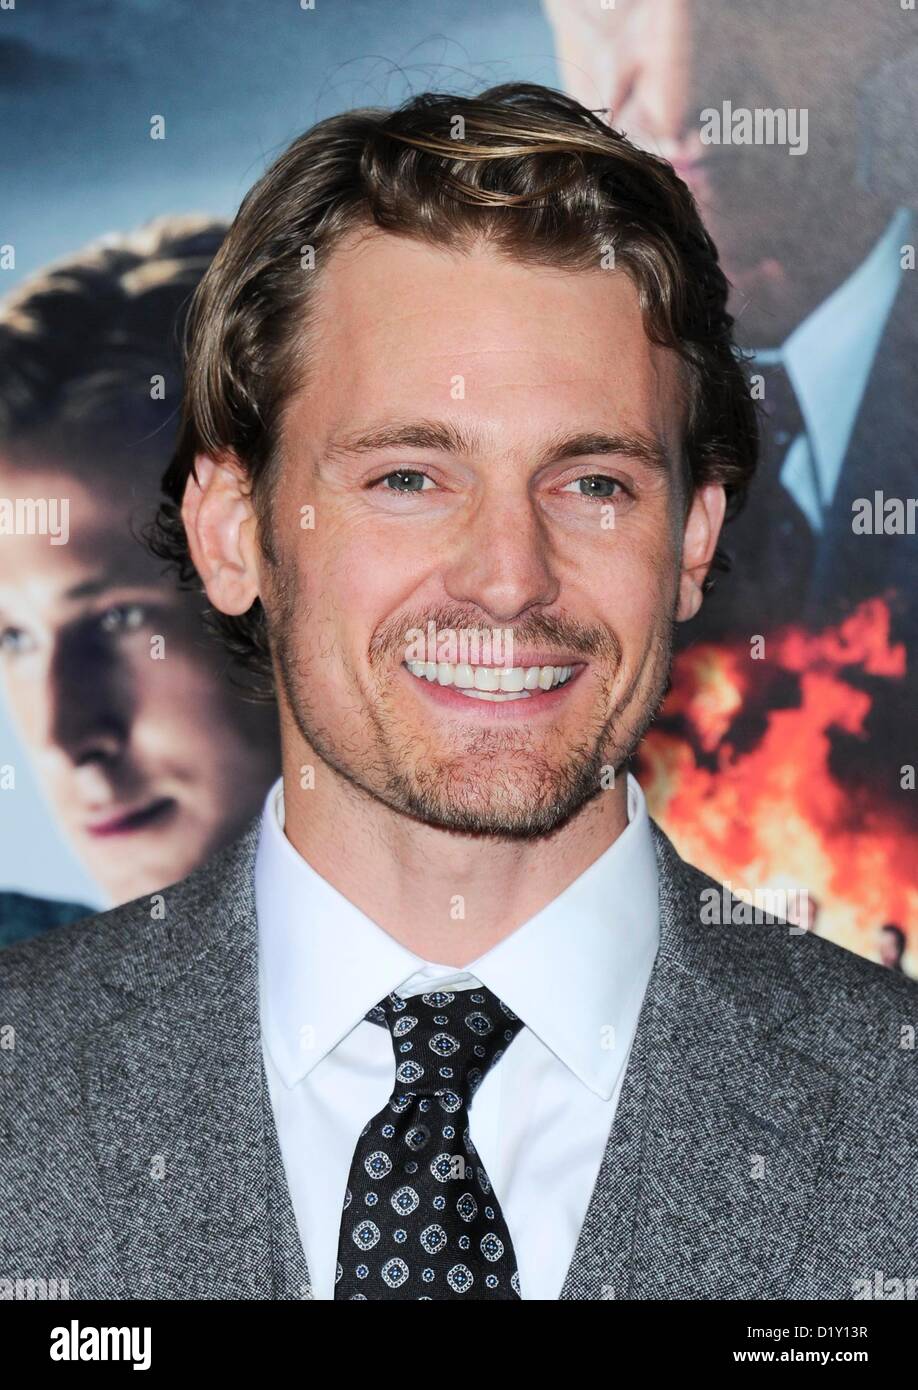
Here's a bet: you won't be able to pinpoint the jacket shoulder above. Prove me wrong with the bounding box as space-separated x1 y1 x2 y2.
684 850 912 1006
0 816 260 1072
652 824 917 1083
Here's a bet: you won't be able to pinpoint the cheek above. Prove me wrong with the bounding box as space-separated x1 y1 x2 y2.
1 669 65 748
0 677 36 735
581 546 677 664
130 653 231 740
297 527 415 655
594 515 679 599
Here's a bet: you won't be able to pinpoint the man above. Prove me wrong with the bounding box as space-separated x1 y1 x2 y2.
543 0 918 962
0 85 914 1301
0 217 280 941
878 924 908 974
542 0 915 627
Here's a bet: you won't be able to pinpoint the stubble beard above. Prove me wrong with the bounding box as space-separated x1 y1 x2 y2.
266 564 676 841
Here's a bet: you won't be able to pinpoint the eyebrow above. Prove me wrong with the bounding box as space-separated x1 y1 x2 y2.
63 574 162 602
0 575 146 624
63 576 125 601
323 419 672 474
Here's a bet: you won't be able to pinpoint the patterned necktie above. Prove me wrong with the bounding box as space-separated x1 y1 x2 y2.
334 984 525 1300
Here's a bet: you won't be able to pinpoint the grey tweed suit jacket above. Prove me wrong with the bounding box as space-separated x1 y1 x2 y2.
1 816 916 1300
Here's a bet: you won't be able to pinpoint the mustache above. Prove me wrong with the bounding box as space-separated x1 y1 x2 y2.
369 607 622 667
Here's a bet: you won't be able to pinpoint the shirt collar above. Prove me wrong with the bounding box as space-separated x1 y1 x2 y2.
754 206 912 516
256 773 659 1102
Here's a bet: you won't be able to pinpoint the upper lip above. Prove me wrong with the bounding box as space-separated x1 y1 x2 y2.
670 155 707 174
664 144 709 169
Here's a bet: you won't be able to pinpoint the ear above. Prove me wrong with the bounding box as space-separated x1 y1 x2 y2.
181 453 261 616
676 482 727 623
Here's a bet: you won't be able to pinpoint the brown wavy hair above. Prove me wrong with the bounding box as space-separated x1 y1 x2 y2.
148 82 758 699
0 215 227 443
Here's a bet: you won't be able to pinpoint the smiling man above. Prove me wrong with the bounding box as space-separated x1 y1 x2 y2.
1 84 915 1302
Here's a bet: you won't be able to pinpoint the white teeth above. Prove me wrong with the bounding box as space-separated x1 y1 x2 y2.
459 689 528 702
405 660 574 699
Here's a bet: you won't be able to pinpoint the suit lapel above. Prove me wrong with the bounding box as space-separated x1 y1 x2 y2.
561 824 843 1299
80 819 309 1299
808 265 918 619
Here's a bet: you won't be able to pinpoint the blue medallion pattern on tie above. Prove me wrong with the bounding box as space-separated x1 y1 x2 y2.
334 985 525 1300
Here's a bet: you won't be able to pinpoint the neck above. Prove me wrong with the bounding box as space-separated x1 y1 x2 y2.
278 746 631 967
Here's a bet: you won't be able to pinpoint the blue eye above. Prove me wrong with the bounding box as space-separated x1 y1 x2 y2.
378 471 434 493
98 603 147 635
0 626 35 656
561 475 624 499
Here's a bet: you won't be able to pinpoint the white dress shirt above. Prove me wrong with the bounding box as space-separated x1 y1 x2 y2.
256 772 659 1300
755 206 912 532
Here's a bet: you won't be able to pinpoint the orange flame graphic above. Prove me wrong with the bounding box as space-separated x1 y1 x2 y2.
638 598 917 975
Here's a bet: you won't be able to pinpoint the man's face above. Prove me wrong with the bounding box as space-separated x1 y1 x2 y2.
0 441 278 902
249 232 719 838
878 928 904 970
543 0 901 343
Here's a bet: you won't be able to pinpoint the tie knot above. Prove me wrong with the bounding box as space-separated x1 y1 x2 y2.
366 984 524 1103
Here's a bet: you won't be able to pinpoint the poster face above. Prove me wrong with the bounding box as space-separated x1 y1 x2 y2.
1 0 915 982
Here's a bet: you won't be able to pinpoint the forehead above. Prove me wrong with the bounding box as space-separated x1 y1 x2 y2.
0 452 162 610
287 230 686 458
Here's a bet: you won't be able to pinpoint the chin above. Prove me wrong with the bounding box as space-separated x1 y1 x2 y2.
392 761 606 839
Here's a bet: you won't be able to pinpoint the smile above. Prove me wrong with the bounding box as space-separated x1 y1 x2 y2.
84 796 178 837
404 660 574 703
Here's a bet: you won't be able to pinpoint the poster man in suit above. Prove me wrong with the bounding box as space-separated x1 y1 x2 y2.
543 0 918 962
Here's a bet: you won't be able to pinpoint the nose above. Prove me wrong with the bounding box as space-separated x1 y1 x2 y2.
40 626 130 769
440 484 561 624
609 0 698 150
